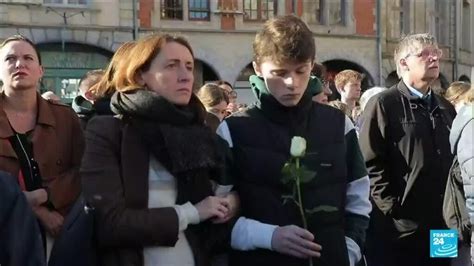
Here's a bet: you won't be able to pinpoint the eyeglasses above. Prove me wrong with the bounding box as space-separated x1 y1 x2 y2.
208 107 227 117
404 48 443 61
226 90 238 98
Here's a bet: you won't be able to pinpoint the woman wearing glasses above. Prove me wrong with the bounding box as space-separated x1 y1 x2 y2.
216 80 240 115
197 83 229 131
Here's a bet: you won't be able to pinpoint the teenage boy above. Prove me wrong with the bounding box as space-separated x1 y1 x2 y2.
218 15 371 266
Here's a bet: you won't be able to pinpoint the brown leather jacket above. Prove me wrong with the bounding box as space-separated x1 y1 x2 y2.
0 93 84 215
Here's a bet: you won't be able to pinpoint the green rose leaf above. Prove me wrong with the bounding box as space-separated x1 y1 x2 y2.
298 165 316 184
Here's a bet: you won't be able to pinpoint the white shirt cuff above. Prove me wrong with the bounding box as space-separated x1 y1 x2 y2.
173 202 200 231
231 217 277 251
345 236 361 266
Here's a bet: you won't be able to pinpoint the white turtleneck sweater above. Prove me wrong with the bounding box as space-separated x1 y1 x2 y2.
143 157 200 266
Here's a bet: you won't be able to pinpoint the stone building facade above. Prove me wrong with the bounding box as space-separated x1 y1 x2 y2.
0 0 472 103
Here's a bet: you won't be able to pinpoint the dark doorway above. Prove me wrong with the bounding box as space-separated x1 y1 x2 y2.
459 75 470 83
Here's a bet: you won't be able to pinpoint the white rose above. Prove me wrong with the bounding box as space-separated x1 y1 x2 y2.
290 136 306 158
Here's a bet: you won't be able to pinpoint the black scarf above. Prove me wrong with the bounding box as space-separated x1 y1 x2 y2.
111 89 225 204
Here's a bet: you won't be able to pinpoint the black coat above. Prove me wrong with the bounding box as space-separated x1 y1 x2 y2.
48 195 97 266
226 103 355 266
81 116 233 266
359 80 456 236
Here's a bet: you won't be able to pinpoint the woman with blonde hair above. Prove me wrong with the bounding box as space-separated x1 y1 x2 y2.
81 34 236 266
446 81 474 112
448 83 474 265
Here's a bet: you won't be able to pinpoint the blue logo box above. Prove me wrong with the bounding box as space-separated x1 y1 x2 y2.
430 229 458 258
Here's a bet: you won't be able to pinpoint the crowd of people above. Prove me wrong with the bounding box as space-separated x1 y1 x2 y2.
0 14 473 266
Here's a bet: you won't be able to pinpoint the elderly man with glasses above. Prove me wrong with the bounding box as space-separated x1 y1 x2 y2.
359 33 456 266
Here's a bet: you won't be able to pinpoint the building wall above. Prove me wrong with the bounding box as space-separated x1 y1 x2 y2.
382 0 474 85
2 0 471 100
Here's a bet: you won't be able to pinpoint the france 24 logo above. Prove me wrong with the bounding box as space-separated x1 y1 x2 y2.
430 229 458 258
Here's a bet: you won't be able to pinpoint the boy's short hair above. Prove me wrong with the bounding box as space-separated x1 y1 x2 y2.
334 70 364 90
253 15 315 65
394 33 437 77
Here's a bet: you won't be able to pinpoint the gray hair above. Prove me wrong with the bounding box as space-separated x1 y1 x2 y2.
360 86 387 111
394 33 438 77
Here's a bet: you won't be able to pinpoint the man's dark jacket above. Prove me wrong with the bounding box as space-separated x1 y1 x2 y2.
359 80 456 238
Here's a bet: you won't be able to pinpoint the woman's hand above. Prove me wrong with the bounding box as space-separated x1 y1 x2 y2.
195 196 229 221
226 103 238 114
23 189 47 207
213 191 240 224
33 207 64 237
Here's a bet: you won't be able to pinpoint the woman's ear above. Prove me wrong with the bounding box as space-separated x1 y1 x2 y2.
39 66 44 79
135 71 146 87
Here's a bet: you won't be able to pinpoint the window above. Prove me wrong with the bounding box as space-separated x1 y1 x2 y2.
462 2 471 50
288 0 298 15
328 0 342 25
399 0 411 35
399 0 405 35
243 0 277 21
43 0 87 5
302 0 320 24
189 0 210 20
161 0 183 20
433 0 447 44
394 0 410 37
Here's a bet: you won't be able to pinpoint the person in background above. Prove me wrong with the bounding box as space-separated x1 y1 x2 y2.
216 80 239 115
334 70 364 112
449 88 474 265
197 83 230 131
85 41 136 123
71 69 104 128
311 63 333 104
356 86 388 131
308 75 323 103
81 33 237 266
359 86 387 112
445 81 472 112
328 100 351 118
359 33 455 266
217 15 371 266
0 35 84 263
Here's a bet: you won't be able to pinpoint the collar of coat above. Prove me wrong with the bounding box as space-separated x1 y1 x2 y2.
0 91 56 138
